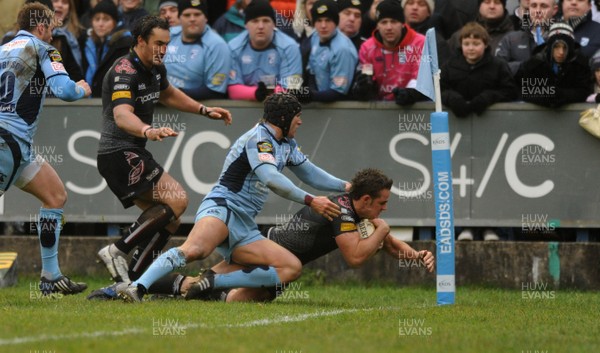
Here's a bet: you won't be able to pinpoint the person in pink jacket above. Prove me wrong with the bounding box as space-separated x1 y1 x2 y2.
351 0 426 104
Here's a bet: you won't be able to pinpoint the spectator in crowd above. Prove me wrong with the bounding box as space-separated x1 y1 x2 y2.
359 0 382 38
509 0 531 30
515 22 591 107
586 50 600 102
441 22 517 117
213 0 252 42
496 0 558 74
337 0 367 53
158 0 180 28
401 0 450 65
561 0 600 59
303 0 357 102
164 0 230 99
52 0 84 71
82 0 132 97
119 0 149 30
2 0 84 81
227 0 303 102
352 0 425 103
448 0 515 55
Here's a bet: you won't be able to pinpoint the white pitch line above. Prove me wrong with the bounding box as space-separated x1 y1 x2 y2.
0 307 397 346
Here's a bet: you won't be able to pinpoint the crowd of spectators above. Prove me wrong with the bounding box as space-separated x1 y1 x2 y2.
2 0 599 106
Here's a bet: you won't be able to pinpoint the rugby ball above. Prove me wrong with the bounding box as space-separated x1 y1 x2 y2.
357 219 375 239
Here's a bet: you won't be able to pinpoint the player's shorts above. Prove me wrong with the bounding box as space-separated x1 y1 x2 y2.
97 148 164 208
0 128 44 195
195 197 266 263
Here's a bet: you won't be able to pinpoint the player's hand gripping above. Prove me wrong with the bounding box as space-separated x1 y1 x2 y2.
76 80 92 97
310 196 341 221
418 250 435 273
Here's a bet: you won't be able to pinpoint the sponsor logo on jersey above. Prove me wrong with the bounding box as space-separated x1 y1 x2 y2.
333 76 348 88
206 208 222 217
115 60 136 74
338 196 352 209
341 215 355 222
340 222 357 232
137 91 160 103
241 55 252 64
112 91 132 100
1 39 27 51
113 84 130 91
258 153 276 163
138 83 146 90
48 49 63 62
257 141 273 153
211 73 226 86
50 62 65 72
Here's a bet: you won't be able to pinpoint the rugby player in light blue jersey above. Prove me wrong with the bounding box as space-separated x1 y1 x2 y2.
118 93 350 302
0 2 91 295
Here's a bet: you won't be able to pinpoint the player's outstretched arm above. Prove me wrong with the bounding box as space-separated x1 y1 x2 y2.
255 163 340 220
289 160 347 193
46 76 91 101
159 84 232 125
383 236 435 272
113 104 178 141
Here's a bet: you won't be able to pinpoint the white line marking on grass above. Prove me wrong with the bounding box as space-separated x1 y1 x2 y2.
0 307 399 346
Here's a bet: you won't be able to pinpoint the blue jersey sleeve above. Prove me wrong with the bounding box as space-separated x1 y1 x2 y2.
47 75 84 101
228 33 247 85
39 46 69 80
289 159 347 192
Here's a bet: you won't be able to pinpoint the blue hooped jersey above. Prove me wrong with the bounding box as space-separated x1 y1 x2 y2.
228 29 303 89
207 123 307 217
307 29 357 94
164 25 230 94
0 31 69 144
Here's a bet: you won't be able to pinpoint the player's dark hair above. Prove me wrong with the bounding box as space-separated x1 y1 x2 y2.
349 168 393 200
131 15 169 49
18 2 54 31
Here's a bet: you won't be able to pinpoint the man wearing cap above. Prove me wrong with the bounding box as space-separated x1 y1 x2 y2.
158 0 181 28
351 0 425 103
337 0 367 52
515 22 591 107
117 93 351 303
303 0 358 102
495 0 558 75
561 0 600 59
447 0 515 54
163 0 231 99
226 0 303 101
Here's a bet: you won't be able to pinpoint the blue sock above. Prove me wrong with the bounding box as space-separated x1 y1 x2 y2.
38 208 63 280
214 266 281 289
134 248 186 290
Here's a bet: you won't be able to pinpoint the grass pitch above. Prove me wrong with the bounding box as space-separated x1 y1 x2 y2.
1 276 598 353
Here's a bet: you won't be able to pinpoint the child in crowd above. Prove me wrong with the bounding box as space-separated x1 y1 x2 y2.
515 22 591 108
441 22 516 117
